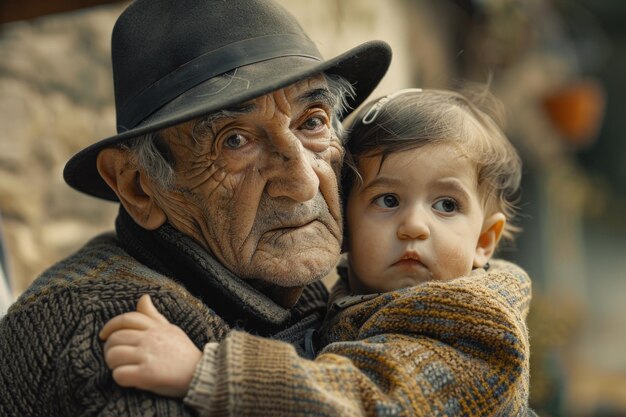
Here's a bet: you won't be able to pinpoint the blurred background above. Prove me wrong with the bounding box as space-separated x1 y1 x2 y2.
0 1 624 415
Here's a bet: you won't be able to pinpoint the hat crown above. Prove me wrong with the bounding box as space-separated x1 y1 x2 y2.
112 0 319 130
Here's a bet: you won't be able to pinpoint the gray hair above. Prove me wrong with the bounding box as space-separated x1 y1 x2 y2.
125 73 355 190
325 73 355 139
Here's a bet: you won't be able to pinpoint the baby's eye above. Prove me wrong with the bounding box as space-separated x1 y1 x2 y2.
224 133 248 149
373 194 399 208
433 198 458 213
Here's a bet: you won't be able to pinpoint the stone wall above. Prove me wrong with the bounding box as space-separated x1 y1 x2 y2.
0 4 123 294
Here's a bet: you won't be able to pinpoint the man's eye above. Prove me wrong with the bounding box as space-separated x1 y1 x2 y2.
301 116 324 131
224 134 248 149
373 194 399 208
433 198 458 213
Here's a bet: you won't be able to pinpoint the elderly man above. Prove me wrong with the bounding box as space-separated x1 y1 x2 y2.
0 1 533 416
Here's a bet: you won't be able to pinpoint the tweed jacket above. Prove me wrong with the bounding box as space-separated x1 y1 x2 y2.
181 260 533 417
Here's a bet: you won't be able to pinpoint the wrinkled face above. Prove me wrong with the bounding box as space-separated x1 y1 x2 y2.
152 76 343 287
346 144 487 294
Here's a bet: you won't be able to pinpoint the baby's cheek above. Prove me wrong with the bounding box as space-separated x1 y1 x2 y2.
438 244 474 280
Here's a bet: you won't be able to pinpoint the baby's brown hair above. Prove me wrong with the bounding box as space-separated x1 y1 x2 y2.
342 86 522 242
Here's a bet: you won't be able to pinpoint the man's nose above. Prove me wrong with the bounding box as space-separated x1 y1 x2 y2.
264 134 319 202
397 206 430 240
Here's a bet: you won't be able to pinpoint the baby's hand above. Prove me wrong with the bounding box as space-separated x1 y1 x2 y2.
99 294 202 398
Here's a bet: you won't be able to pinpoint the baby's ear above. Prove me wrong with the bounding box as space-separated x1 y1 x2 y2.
473 213 506 268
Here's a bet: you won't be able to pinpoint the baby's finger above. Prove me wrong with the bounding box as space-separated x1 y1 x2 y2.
103 344 141 370
136 294 170 324
103 329 144 348
99 311 157 340
111 364 144 389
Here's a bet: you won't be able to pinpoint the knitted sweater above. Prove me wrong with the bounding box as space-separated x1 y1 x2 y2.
182 260 533 416
0 210 328 416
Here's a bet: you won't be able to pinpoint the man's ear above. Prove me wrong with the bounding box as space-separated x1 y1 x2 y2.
473 212 506 268
96 148 166 230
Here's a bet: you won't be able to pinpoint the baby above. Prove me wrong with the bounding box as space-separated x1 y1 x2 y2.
341 87 519 294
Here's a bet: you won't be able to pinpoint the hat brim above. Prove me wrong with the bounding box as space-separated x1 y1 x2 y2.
63 40 392 201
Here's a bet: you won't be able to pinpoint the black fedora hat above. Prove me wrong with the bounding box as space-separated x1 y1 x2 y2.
63 0 392 201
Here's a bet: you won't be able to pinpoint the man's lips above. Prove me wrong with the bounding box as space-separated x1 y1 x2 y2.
261 220 327 244
266 219 318 233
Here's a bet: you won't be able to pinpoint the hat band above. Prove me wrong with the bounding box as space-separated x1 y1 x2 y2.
117 34 322 132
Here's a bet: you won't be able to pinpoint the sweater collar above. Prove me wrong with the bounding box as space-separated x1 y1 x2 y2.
115 206 326 334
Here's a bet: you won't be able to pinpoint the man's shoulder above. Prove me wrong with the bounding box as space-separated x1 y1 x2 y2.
11 232 214 320
21 232 171 299
22 232 123 295
3 230 227 343
0 234 225 417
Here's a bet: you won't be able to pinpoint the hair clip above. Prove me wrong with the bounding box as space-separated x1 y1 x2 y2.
361 88 423 125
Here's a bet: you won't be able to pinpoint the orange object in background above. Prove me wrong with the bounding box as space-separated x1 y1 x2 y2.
541 78 606 148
